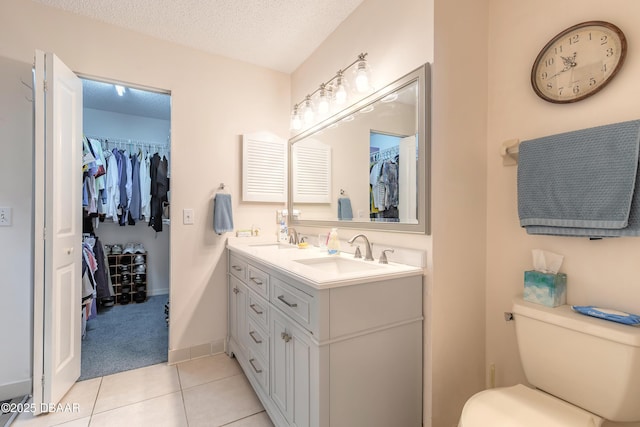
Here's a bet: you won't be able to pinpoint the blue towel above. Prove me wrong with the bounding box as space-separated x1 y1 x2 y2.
518 120 640 237
213 193 234 235
338 197 353 220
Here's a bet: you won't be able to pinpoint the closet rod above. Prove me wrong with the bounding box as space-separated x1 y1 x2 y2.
370 145 399 162
87 135 169 149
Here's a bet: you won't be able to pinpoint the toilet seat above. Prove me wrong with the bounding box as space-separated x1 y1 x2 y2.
460 384 603 427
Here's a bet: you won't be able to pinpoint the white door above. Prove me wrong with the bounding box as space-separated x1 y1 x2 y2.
32 51 83 414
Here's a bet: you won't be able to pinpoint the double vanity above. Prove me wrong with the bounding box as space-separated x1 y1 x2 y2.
226 237 424 427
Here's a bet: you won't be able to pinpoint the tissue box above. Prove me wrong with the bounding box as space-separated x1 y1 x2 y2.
523 271 567 307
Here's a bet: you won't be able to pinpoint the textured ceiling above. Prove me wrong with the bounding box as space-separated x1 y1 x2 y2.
32 0 365 73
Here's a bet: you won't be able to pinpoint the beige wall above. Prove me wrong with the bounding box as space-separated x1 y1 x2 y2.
487 0 640 390
0 0 289 361
291 0 489 426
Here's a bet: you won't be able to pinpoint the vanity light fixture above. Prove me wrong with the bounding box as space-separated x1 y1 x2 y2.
290 105 302 131
289 53 372 131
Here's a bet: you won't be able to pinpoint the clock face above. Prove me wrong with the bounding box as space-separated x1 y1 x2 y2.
531 21 627 103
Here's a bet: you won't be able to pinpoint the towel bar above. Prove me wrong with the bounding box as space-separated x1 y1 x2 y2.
500 139 520 166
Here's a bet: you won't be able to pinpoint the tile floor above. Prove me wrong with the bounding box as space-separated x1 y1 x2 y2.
12 354 274 427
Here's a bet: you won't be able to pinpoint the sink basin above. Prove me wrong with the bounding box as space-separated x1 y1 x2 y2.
293 257 384 274
250 243 298 250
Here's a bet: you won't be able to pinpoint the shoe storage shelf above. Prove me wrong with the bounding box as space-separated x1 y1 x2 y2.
107 250 148 305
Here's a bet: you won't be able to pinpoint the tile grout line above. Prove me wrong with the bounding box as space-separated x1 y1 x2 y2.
218 410 268 427
176 363 190 427
179 372 245 392
88 376 104 425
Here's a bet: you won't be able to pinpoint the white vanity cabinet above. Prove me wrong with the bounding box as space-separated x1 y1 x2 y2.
226 246 423 427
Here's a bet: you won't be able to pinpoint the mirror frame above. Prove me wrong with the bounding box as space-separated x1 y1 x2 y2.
288 63 430 234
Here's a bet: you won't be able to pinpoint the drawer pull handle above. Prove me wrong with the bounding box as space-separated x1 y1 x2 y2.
232 265 243 272
277 295 298 308
250 277 263 285
281 332 292 343
249 304 263 315
249 358 262 373
249 331 262 344
233 287 239 294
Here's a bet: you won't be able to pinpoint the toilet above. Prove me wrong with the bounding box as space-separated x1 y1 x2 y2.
460 297 640 427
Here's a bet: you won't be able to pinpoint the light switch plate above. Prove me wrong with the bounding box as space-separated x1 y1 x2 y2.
183 208 194 225
0 207 12 226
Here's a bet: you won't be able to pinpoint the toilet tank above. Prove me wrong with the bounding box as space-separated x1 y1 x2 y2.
513 297 640 422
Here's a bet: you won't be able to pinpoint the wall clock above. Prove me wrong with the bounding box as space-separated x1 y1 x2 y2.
531 21 627 103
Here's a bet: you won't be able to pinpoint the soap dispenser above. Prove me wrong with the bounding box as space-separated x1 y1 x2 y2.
327 228 340 255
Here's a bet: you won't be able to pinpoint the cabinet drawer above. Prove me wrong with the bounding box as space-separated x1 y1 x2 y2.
271 277 315 332
246 317 269 361
229 253 247 282
247 264 269 299
245 349 269 394
247 289 269 330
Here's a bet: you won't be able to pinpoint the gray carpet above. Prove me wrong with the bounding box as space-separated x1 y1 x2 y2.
79 295 168 381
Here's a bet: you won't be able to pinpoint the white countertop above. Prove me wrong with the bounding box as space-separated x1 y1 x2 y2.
226 237 424 289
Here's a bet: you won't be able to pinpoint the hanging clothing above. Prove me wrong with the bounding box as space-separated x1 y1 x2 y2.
130 153 141 221
149 153 169 232
140 152 151 221
104 150 120 220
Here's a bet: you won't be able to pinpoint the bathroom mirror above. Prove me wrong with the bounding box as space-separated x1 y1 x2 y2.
288 63 430 233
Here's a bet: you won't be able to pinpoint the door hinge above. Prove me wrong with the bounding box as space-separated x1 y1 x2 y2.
43 80 48 92
43 227 46 240
41 374 45 386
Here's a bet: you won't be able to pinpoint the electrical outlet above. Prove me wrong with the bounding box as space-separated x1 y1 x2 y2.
183 208 194 225
0 207 12 226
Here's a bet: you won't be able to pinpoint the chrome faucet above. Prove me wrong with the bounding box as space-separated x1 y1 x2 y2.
288 227 299 245
347 234 374 261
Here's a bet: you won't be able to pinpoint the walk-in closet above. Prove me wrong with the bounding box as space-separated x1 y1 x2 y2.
79 78 171 380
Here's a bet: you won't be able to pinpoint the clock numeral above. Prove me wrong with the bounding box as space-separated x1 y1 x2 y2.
589 77 597 86
554 45 563 54
545 57 554 67
546 82 553 90
558 86 564 95
602 63 608 73
573 85 580 94
606 47 614 57
540 71 548 80
600 35 608 45
568 34 580 45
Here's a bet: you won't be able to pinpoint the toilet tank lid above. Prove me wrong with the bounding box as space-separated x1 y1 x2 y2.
513 297 640 347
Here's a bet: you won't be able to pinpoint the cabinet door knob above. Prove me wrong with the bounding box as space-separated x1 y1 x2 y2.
233 287 239 294
281 331 292 343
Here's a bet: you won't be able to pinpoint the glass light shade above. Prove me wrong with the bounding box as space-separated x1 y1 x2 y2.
334 74 348 105
302 97 315 124
317 86 330 115
354 60 371 93
290 107 302 131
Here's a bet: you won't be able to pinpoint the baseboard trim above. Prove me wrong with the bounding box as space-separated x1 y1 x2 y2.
167 339 225 365
147 288 169 297
0 379 31 401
